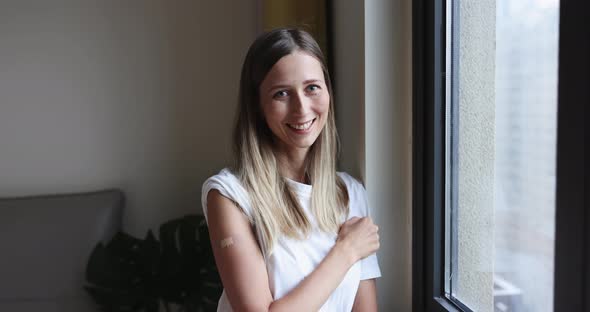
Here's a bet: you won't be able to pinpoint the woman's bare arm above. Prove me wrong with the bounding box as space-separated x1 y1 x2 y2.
206 190 379 312
352 279 378 312
267 239 356 311
206 190 273 311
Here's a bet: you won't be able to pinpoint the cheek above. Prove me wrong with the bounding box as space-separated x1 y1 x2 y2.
261 102 286 126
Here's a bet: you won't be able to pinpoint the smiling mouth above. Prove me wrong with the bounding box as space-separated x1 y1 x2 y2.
286 118 316 131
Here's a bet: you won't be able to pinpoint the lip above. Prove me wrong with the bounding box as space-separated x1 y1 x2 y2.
286 118 316 134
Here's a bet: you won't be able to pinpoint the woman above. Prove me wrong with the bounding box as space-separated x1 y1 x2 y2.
201 28 381 311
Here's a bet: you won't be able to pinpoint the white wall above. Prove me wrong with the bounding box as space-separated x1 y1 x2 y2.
364 0 413 309
334 0 413 310
0 0 257 236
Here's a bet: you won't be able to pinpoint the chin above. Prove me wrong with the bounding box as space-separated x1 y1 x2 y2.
294 138 320 149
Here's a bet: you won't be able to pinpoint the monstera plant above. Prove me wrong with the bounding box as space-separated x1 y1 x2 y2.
85 215 222 312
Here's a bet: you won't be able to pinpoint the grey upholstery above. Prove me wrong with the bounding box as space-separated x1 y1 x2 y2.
0 189 124 312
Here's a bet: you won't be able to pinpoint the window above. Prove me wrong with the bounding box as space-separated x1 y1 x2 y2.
413 0 589 311
445 0 559 311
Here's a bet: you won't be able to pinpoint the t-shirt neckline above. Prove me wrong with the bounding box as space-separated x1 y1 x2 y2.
284 177 312 197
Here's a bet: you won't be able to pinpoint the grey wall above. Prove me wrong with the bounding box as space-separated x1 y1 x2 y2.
334 0 413 310
0 0 257 236
332 0 365 180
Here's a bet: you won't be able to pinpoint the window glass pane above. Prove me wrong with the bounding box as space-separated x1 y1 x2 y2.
446 0 559 311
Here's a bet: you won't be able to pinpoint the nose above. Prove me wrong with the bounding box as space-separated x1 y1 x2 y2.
291 91 310 115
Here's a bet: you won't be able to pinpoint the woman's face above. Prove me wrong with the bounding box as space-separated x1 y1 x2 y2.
259 51 330 155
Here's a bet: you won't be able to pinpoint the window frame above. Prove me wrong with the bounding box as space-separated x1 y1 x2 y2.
413 0 463 310
412 0 590 311
553 1 589 311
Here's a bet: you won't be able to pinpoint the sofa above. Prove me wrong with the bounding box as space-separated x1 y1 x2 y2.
0 189 124 312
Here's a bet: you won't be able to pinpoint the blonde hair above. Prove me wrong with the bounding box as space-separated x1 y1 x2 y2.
232 28 349 256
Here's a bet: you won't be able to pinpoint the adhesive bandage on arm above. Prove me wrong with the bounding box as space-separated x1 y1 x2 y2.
217 236 240 249
220 237 234 248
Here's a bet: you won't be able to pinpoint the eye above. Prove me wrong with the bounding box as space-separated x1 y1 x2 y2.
306 84 321 93
273 90 288 99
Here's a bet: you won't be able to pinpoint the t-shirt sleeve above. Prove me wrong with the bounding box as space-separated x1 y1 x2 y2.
201 169 254 226
358 185 382 280
339 173 382 280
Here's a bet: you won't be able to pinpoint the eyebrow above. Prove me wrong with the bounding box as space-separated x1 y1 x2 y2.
267 79 323 93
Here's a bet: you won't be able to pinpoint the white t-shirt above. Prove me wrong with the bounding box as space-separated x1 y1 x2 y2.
201 168 381 312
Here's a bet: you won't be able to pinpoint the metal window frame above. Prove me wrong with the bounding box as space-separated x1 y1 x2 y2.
553 1 590 311
413 0 467 310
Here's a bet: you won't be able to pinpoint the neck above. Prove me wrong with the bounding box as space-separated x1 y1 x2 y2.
275 147 309 183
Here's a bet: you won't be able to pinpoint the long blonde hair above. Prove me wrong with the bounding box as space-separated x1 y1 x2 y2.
232 28 349 255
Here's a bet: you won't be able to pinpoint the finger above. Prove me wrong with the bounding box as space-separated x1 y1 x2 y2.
346 216 361 224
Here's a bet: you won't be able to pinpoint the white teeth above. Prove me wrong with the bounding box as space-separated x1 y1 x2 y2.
288 119 314 130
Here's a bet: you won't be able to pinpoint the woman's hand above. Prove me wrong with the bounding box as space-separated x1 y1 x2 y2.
336 217 380 264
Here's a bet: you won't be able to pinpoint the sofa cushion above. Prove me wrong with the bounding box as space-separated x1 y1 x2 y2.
0 189 123 310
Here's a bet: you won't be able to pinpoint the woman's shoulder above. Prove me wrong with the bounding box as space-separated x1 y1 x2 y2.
336 171 371 217
202 168 245 196
336 171 366 193
207 167 237 179
203 168 247 192
201 168 253 222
